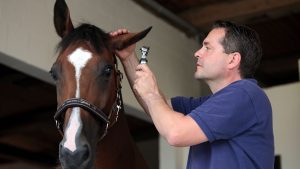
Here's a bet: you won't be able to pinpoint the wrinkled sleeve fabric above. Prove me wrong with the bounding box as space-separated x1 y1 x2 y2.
171 96 211 115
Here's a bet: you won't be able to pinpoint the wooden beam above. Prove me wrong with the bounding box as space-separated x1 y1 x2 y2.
298 59 300 79
179 0 300 28
256 56 299 86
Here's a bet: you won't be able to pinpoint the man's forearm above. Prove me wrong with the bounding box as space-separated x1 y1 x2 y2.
120 52 139 89
120 53 171 114
120 52 151 113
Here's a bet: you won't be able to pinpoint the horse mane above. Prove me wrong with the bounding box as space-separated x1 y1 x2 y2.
56 23 109 54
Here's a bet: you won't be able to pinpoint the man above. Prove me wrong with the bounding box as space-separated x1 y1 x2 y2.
111 20 274 169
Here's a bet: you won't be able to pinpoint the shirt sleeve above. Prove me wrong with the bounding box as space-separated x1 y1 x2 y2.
189 88 258 142
171 96 211 115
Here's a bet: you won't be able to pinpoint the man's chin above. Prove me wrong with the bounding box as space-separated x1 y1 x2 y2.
194 72 204 80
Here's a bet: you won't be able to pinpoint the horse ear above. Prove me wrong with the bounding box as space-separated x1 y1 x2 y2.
54 0 74 38
109 27 152 51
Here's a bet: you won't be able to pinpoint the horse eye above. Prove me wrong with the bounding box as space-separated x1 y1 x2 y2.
50 67 58 81
103 65 113 77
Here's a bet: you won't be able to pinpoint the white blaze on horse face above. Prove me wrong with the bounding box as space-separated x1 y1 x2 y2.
63 48 92 152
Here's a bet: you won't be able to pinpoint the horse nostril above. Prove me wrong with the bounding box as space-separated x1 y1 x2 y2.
59 143 91 168
81 145 90 161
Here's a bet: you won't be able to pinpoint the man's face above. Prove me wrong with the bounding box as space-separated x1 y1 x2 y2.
193 28 230 81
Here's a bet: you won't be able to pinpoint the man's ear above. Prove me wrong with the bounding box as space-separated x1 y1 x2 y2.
228 52 241 69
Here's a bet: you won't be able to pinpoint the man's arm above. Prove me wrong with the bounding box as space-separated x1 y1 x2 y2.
110 29 150 112
120 51 153 113
111 29 208 147
134 64 208 146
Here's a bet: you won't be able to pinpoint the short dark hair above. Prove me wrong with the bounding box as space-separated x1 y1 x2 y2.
212 20 262 78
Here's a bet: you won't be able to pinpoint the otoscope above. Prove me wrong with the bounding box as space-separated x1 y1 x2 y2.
139 46 150 64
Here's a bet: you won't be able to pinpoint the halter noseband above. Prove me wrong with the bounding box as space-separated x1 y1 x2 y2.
54 57 123 141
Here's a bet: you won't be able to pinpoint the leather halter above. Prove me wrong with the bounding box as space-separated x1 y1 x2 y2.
54 56 123 141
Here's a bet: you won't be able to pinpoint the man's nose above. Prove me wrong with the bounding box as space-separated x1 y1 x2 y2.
194 49 202 58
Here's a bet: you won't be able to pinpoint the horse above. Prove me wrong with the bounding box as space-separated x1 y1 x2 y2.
50 0 151 168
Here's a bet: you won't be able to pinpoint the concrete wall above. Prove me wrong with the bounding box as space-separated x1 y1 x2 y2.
159 136 189 169
264 82 300 169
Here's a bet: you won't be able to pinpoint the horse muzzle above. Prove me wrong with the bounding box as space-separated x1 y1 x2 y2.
59 141 93 169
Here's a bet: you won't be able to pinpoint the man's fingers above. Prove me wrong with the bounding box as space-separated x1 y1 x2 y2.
135 69 144 78
136 64 150 72
109 29 129 36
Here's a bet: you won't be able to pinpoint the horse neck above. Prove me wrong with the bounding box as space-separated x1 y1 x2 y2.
94 108 149 169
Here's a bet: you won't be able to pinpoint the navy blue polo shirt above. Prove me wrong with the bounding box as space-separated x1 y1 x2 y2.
171 79 274 169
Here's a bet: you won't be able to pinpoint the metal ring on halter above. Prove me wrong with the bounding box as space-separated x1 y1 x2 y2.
98 122 109 141
107 90 122 128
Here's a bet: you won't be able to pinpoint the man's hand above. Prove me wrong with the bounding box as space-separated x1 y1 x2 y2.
134 64 160 101
109 29 136 62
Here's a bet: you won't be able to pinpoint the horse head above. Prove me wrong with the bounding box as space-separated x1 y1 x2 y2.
51 0 151 168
